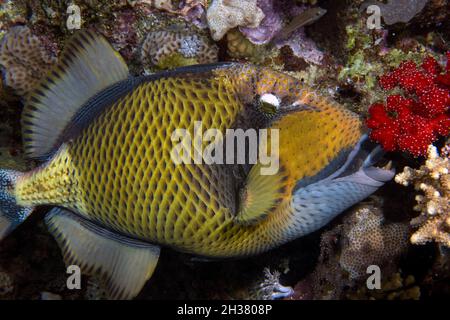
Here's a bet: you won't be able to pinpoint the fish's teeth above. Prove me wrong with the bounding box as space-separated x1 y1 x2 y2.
383 161 393 170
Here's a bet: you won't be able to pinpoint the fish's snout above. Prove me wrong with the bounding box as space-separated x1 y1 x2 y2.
361 144 395 183
363 165 395 183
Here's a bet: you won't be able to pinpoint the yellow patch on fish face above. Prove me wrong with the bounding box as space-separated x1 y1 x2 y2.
271 105 362 194
224 66 363 197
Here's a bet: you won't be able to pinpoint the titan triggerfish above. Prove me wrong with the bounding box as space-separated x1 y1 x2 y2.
0 30 394 299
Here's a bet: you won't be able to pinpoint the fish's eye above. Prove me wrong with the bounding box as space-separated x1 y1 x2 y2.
258 93 280 115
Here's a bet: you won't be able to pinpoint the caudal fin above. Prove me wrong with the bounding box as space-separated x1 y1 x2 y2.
0 169 34 241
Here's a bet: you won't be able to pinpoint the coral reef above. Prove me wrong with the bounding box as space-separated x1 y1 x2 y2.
0 0 448 301
84 278 108 300
275 27 323 65
339 205 410 279
395 144 450 247
272 5 326 65
292 203 410 299
0 25 55 96
141 27 218 70
360 0 429 25
239 0 283 45
345 272 421 300
249 268 293 300
40 291 62 300
421 245 450 297
206 0 265 41
226 28 266 61
0 270 14 298
366 55 450 156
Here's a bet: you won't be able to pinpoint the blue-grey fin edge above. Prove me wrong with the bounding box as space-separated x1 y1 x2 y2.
44 208 160 300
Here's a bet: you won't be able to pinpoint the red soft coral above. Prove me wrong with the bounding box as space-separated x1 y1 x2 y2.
366 54 450 157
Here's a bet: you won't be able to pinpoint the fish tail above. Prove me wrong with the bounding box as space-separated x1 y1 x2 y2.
0 169 34 241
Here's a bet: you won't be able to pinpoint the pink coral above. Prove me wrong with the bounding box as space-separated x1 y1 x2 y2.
366 54 450 157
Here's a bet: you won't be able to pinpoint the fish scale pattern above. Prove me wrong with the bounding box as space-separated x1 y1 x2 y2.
14 65 365 258
70 76 246 253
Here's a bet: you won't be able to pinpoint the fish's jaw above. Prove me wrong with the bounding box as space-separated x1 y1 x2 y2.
282 160 395 241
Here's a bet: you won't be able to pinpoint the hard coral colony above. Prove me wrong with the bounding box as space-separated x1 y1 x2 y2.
0 0 448 302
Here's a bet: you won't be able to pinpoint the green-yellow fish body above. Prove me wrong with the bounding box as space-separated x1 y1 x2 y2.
0 30 394 299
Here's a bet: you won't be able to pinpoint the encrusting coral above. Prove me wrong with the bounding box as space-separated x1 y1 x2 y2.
339 205 410 279
366 54 450 156
131 0 208 28
395 144 450 247
292 203 410 299
141 27 218 70
226 28 267 61
0 25 55 96
206 0 265 41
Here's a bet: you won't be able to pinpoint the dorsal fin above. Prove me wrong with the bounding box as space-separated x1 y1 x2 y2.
22 29 129 160
234 163 287 225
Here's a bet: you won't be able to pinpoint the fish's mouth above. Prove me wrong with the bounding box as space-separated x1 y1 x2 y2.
364 160 395 183
362 145 395 183
328 135 395 187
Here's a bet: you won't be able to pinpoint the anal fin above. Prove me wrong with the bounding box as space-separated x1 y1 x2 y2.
45 208 160 300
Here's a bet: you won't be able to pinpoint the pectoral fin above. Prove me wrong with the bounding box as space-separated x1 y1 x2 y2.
234 164 287 225
45 208 160 300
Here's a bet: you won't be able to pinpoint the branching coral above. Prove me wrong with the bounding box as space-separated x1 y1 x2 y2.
395 144 450 247
0 26 55 96
141 27 218 70
206 0 265 41
366 54 450 156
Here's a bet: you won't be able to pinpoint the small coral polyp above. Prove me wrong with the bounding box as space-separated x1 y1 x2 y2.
366 54 450 157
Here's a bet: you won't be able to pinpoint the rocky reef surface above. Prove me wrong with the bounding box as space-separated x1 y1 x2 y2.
0 0 449 300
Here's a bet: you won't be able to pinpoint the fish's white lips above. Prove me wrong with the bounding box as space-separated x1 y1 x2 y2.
260 93 280 108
